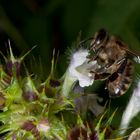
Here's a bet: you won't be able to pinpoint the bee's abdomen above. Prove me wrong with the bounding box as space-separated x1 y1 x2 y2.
107 60 133 97
121 60 133 93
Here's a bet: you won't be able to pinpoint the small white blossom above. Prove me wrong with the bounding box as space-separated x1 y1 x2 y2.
119 80 140 135
37 119 50 132
128 127 140 140
133 55 140 64
62 49 98 97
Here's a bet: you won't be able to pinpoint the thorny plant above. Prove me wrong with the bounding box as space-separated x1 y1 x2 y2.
0 38 139 140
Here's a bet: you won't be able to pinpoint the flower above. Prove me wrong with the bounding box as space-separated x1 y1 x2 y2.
128 127 140 140
37 119 50 132
119 79 140 135
62 49 98 97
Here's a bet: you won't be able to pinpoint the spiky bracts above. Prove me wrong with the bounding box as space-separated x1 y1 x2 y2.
0 46 70 139
0 45 125 140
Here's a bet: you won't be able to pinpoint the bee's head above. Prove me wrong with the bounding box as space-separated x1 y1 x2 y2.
90 29 108 52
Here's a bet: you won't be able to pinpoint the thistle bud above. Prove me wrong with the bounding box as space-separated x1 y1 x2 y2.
22 77 39 102
49 79 60 88
68 126 98 140
4 43 36 78
5 60 21 78
22 121 40 140
68 127 88 140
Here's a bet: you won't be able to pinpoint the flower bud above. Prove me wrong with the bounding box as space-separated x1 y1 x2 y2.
22 77 38 102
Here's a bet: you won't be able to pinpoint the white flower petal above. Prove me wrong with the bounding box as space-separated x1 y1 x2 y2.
62 49 98 97
119 80 140 135
69 50 97 87
37 119 50 132
70 49 88 67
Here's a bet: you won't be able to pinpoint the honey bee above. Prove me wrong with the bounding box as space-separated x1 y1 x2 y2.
81 29 140 97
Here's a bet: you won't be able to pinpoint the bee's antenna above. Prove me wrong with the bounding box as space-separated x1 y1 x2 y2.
79 37 93 48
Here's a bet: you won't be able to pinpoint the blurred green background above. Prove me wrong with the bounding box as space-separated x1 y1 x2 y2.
0 0 140 78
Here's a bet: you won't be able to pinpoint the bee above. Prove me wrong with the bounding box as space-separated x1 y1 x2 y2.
80 29 140 97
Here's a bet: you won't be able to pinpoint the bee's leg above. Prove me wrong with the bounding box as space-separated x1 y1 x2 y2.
87 55 98 62
108 59 127 82
101 57 127 74
106 59 128 97
116 57 126 65
95 61 115 74
99 57 127 74
107 59 127 84
88 46 103 62
116 58 127 74
93 57 126 74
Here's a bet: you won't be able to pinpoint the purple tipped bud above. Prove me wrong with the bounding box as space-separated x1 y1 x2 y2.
22 121 41 140
14 61 21 77
5 61 12 76
23 91 38 102
68 125 99 140
5 60 21 78
12 134 17 140
22 77 39 102
68 127 88 140
90 131 99 140
49 79 60 88
22 121 36 131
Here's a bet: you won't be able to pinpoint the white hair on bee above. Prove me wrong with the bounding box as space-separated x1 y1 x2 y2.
119 74 140 135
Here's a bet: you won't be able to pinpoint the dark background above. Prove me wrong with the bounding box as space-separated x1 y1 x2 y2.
0 0 140 78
